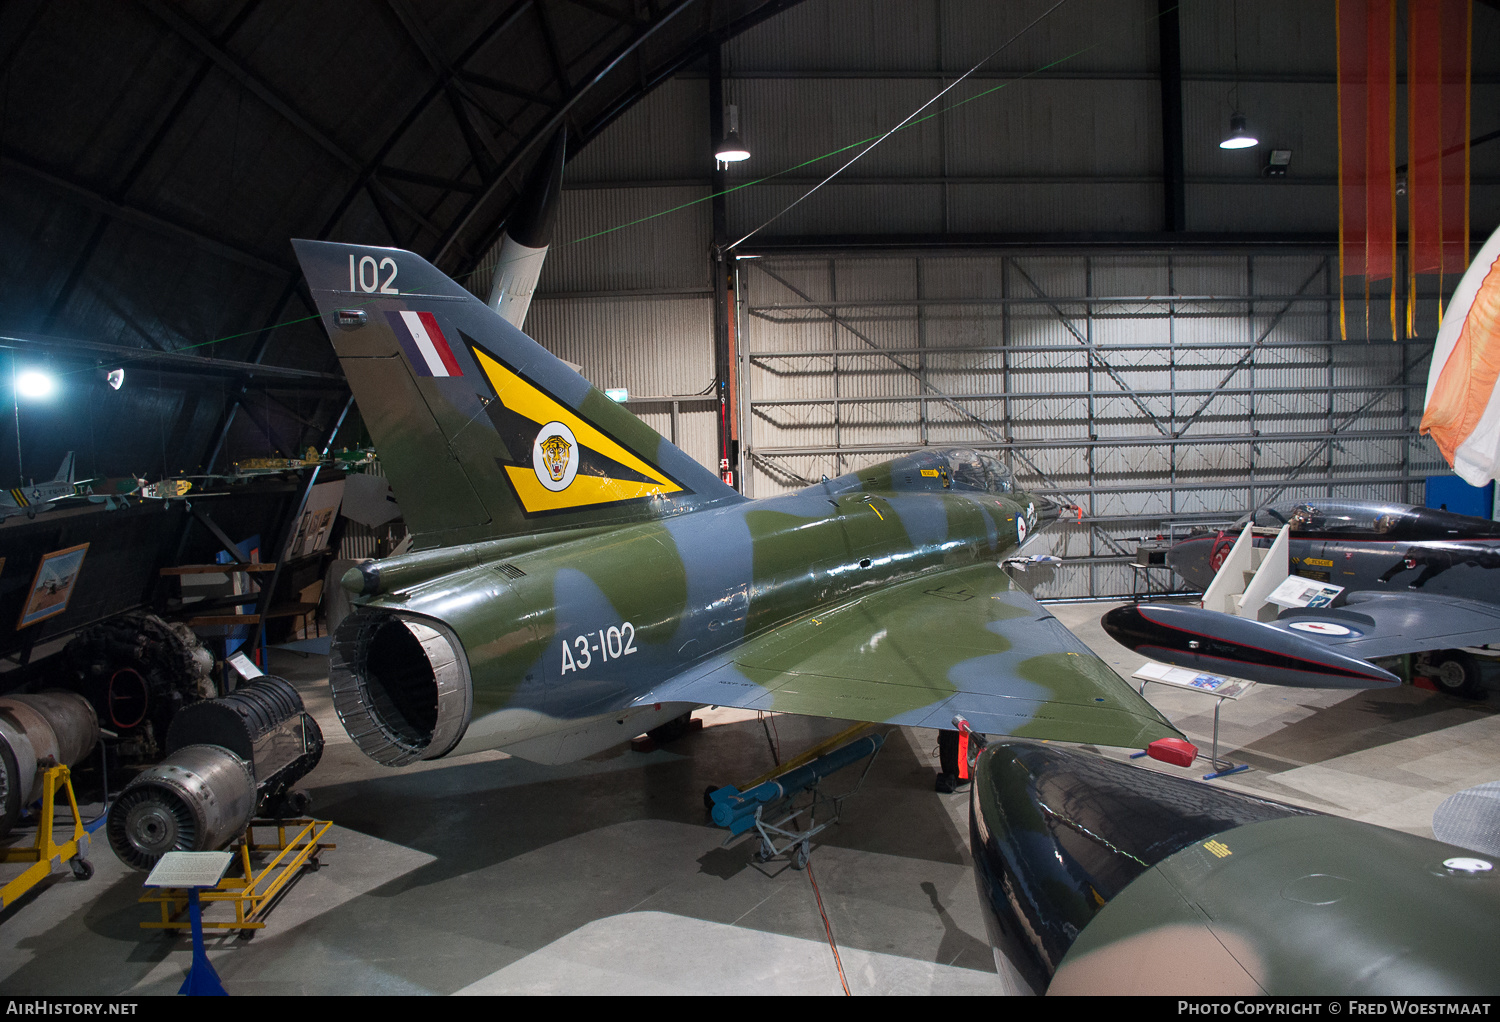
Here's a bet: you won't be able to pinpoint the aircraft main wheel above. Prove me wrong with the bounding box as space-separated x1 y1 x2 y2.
1432 651 1485 699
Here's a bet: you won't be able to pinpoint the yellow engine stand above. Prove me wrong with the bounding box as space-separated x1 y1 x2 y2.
1 764 93 909
140 818 335 935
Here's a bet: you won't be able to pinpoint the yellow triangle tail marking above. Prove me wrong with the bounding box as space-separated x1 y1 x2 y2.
473 348 683 506
504 467 674 512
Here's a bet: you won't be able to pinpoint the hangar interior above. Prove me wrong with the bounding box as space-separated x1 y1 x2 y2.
1 0 1499 996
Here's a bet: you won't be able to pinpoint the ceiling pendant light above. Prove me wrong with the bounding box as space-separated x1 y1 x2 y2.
715 104 750 164
1220 112 1258 149
1219 0 1258 151
714 130 750 163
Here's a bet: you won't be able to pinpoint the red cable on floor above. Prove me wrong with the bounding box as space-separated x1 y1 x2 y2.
806 858 851 996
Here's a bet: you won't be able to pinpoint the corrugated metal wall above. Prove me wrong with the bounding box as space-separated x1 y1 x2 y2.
739 249 1447 598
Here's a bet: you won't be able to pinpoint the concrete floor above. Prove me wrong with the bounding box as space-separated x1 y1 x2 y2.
2 600 1498 996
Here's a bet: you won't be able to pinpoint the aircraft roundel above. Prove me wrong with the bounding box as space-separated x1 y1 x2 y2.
533 422 579 492
1288 620 1362 638
1017 516 1027 543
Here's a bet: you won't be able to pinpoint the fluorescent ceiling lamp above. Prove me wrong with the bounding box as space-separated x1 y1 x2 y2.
1220 112 1258 150
16 369 56 399
605 388 629 402
715 131 750 162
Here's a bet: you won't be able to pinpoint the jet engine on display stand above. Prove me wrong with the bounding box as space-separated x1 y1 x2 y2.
106 674 324 869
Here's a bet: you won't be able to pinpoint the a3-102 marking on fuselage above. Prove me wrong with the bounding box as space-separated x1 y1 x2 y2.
560 623 639 674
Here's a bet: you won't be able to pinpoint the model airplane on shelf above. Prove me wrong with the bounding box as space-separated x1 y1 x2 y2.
293 238 1186 768
1101 498 1500 697
0 453 91 521
968 739 1500 995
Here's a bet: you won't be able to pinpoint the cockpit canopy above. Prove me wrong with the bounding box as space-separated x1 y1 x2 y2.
1246 499 1500 540
822 447 1017 498
945 448 1015 494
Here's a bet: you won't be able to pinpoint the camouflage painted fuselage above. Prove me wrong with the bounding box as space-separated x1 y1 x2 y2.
970 741 1500 995
342 449 1043 759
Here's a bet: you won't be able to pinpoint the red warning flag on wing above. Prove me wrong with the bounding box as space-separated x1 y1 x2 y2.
1421 225 1500 484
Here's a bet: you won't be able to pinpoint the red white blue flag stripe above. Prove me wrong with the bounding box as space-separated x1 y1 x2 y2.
387 310 463 377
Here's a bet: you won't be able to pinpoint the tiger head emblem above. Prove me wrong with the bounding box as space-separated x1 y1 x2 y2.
539 433 573 483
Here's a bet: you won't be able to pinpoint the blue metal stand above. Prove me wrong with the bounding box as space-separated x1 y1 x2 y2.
1200 699 1249 780
178 889 227 997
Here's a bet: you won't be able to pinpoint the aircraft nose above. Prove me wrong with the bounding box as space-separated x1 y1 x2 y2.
1167 536 1217 590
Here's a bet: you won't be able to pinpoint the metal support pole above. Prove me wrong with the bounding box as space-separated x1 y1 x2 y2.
709 46 735 489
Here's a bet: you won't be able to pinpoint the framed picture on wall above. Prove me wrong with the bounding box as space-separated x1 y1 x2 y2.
19 543 89 629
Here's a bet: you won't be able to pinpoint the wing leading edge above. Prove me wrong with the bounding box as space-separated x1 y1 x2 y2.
634 561 1182 749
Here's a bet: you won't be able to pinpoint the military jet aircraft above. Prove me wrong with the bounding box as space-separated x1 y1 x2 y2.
294 240 1184 768
968 739 1500 995
1102 499 1500 698
0 453 86 521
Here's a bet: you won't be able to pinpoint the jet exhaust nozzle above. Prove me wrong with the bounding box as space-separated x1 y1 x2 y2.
329 610 472 766
106 744 256 870
106 675 325 869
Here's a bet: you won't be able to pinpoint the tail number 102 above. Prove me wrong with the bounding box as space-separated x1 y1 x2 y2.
560 622 638 674
349 254 399 294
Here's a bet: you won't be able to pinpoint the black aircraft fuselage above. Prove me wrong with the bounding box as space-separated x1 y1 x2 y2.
1172 499 1500 600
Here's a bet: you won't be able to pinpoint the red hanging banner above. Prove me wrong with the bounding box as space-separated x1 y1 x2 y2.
1408 0 1443 277
1338 0 1397 340
1440 0 1471 280
1338 0 1370 296
1365 0 1397 331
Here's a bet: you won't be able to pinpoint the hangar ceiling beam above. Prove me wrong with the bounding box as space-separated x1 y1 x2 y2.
1157 0 1185 232
457 68 560 109
375 166 481 194
384 0 512 181
712 70 1500 85
564 0 650 25
1 151 290 280
0 332 347 387
138 0 442 241
432 0 701 263
535 0 576 96
741 234 1343 254
311 1 535 252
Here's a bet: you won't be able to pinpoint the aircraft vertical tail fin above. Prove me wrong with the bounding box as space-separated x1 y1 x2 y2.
293 240 743 550
54 453 74 484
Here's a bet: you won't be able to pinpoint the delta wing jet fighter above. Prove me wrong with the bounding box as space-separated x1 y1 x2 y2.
1 453 86 521
1103 499 1500 697
294 241 1182 768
